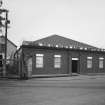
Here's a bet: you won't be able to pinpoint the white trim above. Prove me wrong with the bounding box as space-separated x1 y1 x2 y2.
72 58 79 60
99 57 104 60
36 54 44 57
54 55 61 57
87 57 92 59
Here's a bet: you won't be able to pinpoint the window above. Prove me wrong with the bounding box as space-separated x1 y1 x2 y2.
36 54 44 68
54 55 61 68
87 57 92 68
99 57 104 69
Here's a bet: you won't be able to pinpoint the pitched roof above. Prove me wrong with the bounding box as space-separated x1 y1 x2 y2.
0 35 17 47
22 34 105 51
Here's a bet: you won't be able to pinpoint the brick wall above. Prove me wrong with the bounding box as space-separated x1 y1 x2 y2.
79 51 105 74
23 47 69 75
22 47 105 76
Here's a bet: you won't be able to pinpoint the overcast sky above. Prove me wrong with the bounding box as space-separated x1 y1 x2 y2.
2 0 105 48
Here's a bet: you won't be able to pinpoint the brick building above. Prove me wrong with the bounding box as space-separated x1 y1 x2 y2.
16 35 105 78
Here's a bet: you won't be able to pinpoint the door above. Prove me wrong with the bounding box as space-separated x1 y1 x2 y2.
72 58 79 73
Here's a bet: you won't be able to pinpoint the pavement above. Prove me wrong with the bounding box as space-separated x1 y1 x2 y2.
0 74 105 81
32 74 105 81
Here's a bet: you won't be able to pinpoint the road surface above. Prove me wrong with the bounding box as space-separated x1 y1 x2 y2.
0 76 105 105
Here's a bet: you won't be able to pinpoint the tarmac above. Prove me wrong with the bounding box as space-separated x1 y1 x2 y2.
0 74 105 105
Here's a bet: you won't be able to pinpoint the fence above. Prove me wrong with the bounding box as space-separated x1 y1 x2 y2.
0 59 19 78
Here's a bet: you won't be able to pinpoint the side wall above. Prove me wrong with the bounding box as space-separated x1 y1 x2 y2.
80 51 105 74
23 47 69 75
22 47 105 77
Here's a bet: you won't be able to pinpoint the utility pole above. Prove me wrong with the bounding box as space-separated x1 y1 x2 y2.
0 0 10 77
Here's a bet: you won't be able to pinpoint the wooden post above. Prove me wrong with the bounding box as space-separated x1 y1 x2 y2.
3 10 8 77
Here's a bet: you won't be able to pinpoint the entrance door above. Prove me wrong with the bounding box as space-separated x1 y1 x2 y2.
72 58 79 73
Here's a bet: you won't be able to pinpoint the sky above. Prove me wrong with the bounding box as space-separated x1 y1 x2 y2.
2 0 105 48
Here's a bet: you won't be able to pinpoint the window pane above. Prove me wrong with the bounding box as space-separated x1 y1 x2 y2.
36 54 43 68
99 57 104 69
55 57 60 62
54 55 61 68
87 57 92 68
99 60 104 69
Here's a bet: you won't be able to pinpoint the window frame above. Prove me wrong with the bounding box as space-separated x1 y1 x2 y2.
87 57 93 69
99 57 104 69
36 54 44 68
54 55 61 68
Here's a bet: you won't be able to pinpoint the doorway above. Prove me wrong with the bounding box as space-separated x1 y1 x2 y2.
72 58 79 73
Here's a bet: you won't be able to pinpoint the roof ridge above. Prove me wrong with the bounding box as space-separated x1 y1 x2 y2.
22 34 103 50
33 34 98 49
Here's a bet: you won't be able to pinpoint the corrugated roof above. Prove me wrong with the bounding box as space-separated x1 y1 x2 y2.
22 34 104 51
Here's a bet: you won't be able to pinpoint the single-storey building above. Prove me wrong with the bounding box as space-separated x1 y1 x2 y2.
15 35 105 78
